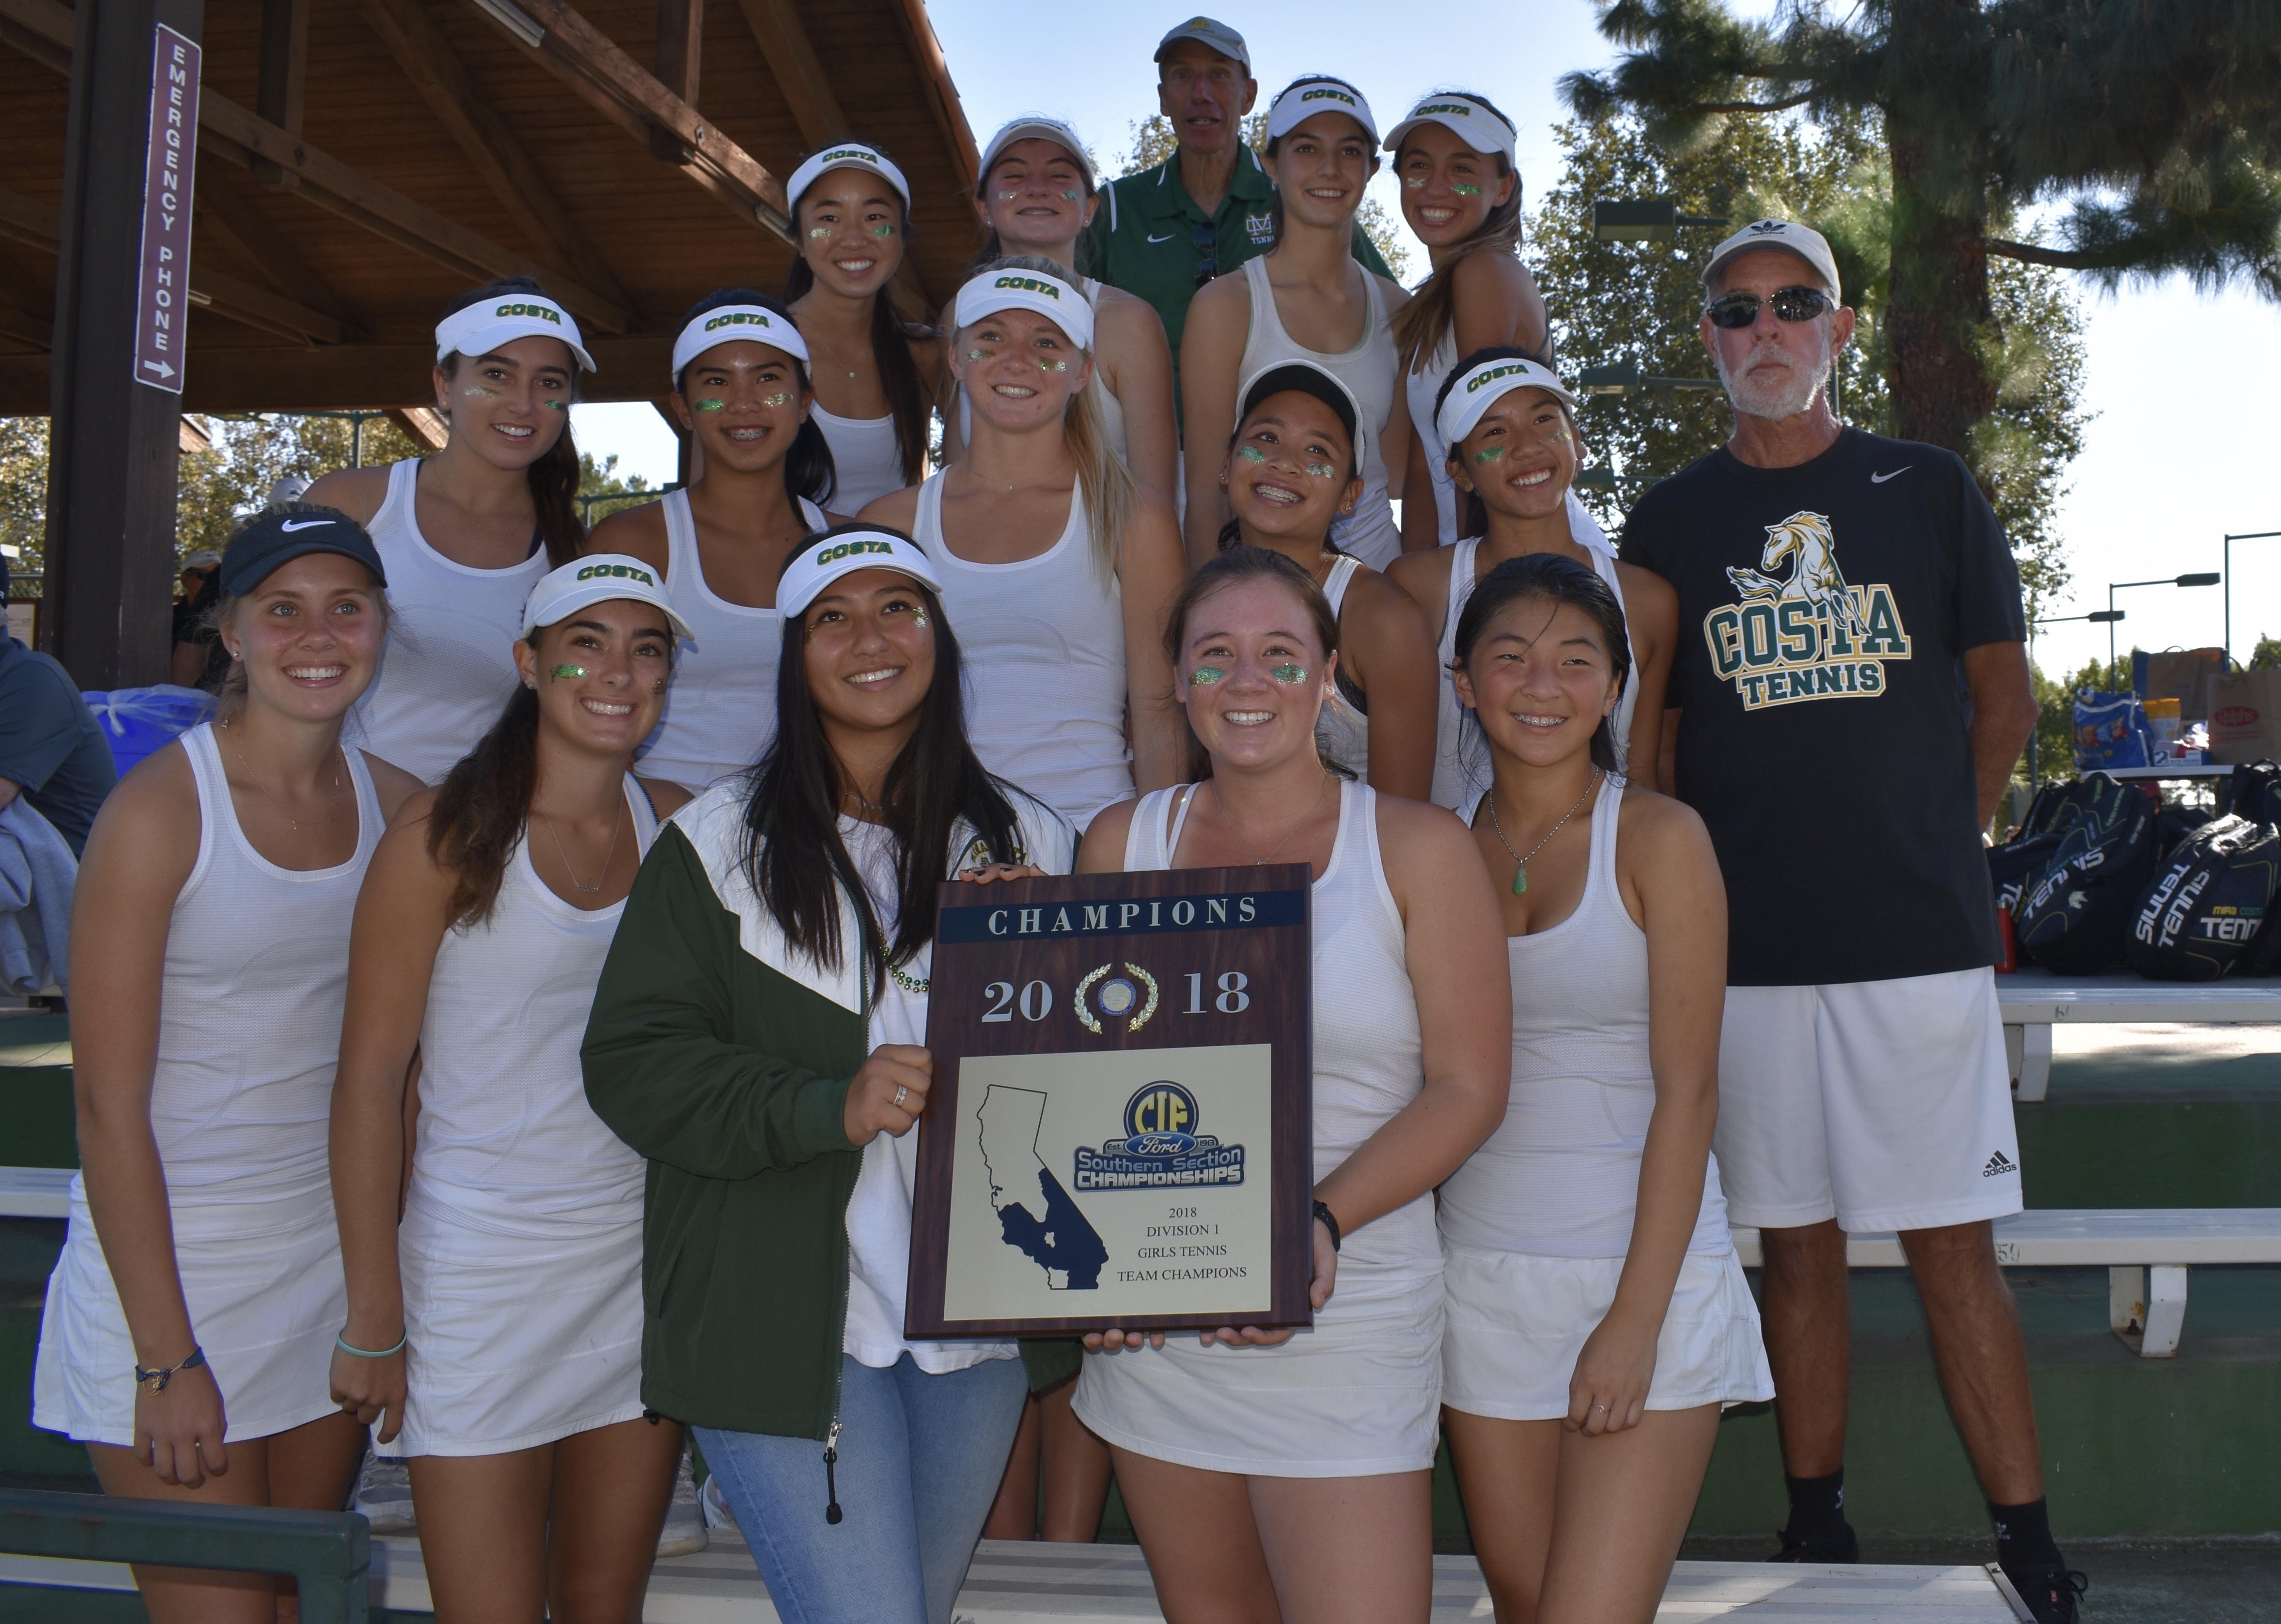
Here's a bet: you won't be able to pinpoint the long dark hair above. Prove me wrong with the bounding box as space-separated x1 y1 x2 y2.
1260 76 1373 254
741 525 1024 989
1452 553 1630 775
1433 344 1578 539
437 277 586 567
676 287 838 507
1390 90 1524 376
782 149 934 488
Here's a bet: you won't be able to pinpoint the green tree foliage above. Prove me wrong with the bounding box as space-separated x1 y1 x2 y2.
1533 110 2088 617
1561 0 2281 461
176 413 422 559
2251 634 2281 671
1119 114 1412 281
577 451 658 529
2028 655 2129 786
0 417 47 581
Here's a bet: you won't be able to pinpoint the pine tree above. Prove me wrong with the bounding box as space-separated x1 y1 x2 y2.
1561 0 2281 456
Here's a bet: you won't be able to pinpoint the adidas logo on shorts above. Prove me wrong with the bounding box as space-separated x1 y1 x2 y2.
1982 1151 2016 1179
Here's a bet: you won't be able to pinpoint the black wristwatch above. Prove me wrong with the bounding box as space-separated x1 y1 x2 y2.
135 1345 206 1394
1312 1200 1343 1252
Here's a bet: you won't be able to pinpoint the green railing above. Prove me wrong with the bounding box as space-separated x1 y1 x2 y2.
0 1489 369 1623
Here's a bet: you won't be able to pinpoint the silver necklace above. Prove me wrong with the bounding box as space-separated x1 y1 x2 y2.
219 716 341 833
538 796 625 894
1487 770 1600 897
1211 774 1333 866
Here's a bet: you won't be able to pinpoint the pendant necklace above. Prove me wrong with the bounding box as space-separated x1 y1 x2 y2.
1213 774 1333 866
1487 770 1600 896
221 716 342 834
539 795 625 895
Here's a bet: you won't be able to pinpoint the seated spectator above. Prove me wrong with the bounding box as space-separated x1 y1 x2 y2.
172 553 230 690
0 555 116 858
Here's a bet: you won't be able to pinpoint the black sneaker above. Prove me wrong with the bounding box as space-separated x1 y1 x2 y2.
1768 1520 1859 1562
2005 1562 2087 1624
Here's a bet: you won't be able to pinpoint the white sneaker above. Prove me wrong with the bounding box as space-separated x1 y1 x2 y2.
657 1446 708 1557
699 1470 738 1530
352 1453 415 1534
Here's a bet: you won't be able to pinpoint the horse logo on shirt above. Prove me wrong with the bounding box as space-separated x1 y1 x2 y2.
1726 511 1866 639
1701 510 1912 711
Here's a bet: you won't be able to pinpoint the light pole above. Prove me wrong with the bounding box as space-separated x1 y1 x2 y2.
1590 200 1730 243
2107 574 2222 672
2223 531 2281 666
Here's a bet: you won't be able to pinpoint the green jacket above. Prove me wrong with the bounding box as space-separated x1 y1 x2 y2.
581 781 1074 1439
1079 144 1394 383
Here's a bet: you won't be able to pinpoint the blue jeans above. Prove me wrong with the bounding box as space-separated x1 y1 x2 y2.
696 1353 1025 1624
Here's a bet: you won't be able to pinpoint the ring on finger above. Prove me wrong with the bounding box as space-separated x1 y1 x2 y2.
893 1084 908 1108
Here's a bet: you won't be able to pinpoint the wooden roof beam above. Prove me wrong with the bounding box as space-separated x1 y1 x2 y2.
253 0 309 191
357 0 635 316
891 0 979 193
467 0 794 244
649 0 701 161
730 0 844 146
386 405 449 451
192 165 358 325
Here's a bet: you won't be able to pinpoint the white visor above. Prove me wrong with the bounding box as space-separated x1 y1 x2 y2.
777 529 944 619
1383 94 1517 165
435 294 595 373
1436 357 1580 450
522 553 694 641
786 143 911 214
672 305 811 381
951 268 1095 351
979 117 1096 190
1265 78 1378 145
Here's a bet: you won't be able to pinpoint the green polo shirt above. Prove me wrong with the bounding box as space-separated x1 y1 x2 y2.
1080 144 1394 381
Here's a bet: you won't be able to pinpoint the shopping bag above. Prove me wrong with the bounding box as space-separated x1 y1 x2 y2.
2208 671 2281 765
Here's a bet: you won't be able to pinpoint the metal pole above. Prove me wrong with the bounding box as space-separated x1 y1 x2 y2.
2108 584 2117 674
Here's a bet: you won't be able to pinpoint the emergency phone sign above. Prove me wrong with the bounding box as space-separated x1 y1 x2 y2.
133 24 200 393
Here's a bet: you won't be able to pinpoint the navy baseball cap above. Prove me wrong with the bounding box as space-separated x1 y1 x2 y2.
219 506 388 597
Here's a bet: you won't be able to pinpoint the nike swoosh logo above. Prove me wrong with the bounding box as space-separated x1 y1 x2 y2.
1147 232 1175 243
1870 467 1911 484
279 519 333 531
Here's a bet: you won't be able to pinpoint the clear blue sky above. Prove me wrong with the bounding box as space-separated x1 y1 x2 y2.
575 0 2281 674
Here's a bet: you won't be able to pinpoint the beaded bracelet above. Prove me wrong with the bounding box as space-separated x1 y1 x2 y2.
336 1329 407 1359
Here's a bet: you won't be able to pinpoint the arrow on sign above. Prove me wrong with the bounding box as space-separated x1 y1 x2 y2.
141 359 175 379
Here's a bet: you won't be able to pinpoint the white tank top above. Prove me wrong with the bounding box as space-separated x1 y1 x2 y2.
1236 258 1402 572
1438 778 1729 1258
408 777 659 1239
352 458 550 784
914 472 1131 823
144 724 382 1205
813 402 907 513
1124 779 1437 1298
1315 554 1369 779
635 488 828 790
1406 331 1460 547
1428 516 1638 810
954 277 1129 469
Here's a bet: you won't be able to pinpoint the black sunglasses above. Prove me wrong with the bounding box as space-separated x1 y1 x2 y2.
1192 219 1219 289
1704 286 1835 329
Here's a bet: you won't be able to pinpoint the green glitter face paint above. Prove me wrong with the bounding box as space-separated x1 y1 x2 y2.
463 385 500 399
543 399 565 411
1473 446 1507 464
694 398 726 412
966 348 991 361
1403 175 1425 188
550 664 587 680
909 608 928 628
807 226 831 239
1039 358 1068 373
1236 446 1268 464
1059 190 1082 202
996 190 1020 200
1270 664 1310 684
1188 666 1227 686
871 224 894 237
1304 462 1339 479
1452 182 1483 197
761 392 792 407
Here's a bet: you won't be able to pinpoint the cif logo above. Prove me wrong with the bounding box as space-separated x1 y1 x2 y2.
1123 1082 1199 1155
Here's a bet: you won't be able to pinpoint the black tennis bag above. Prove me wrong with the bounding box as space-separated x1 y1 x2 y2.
1988 778 2104 913
2015 773 2159 974
2125 815 2281 981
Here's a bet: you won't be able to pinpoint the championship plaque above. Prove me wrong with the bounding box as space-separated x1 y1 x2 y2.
906 866 1312 1337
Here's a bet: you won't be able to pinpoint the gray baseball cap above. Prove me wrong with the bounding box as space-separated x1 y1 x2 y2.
1155 16 1250 72
1703 219 1842 301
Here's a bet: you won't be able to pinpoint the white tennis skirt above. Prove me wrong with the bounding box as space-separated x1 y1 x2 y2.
379 1194 647 1459
34 1180 347 1448
1440 1241 1773 1421
1072 1255 1443 1479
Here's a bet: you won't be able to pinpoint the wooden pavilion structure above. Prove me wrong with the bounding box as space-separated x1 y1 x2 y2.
0 0 983 683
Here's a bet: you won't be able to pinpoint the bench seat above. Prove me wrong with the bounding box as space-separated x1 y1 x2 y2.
1997 969 2281 1102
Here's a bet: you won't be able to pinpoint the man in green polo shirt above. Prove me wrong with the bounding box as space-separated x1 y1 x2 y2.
1080 16 1392 382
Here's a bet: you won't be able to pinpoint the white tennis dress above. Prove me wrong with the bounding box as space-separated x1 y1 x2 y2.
35 725 381 1445
912 473 1132 825
380 778 659 1457
1075 780 1443 1477
1314 555 1370 779
1438 779 1771 1419
1235 258 1403 572
1428 513 1638 811
351 458 550 784
635 489 829 791
812 403 907 514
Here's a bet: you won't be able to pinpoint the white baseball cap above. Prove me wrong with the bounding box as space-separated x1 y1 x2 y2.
1436 357 1579 450
1265 77 1379 145
1154 16 1249 72
1702 219 1843 301
521 554 694 641
777 528 944 618
978 117 1096 191
1382 93 1517 166
785 143 911 214
951 266 1096 350
672 304 810 381
435 292 596 373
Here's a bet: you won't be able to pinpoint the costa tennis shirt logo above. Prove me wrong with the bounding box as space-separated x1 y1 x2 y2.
813 539 894 564
703 311 773 333
493 302 562 324
993 275 1061 298
1701 509 1912 712
1075 1080 1247 1191
575 562 656 586
1466 363 1536 394
1300 86 1358 107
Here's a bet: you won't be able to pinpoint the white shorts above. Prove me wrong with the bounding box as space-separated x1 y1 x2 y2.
1715 967 2022 1234
1440 1243 1773 1421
